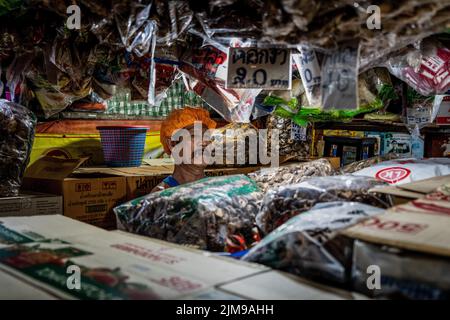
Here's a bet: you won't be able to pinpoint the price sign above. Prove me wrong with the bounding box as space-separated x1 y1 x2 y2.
321 42 360 110
226 47 292 90
294 47 321 106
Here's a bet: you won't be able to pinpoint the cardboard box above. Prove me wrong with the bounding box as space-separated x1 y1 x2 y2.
23 157 126 229
76 158 262 200
0 193 62 217
0 215 361 300
343 182 450 259
369 174 450 205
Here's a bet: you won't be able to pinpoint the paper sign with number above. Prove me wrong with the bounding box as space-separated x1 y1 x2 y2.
226 47 292 90
321 42 360 110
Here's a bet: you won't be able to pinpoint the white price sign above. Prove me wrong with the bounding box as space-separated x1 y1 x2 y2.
226 47 292 90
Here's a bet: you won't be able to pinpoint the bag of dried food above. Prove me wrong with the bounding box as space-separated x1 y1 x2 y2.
243 202 385 286
256 175 391 234
0 100 36 197
114 175 263 252
266 115 311 160
340 153 399 174
248 158 335 193
209 123 260 167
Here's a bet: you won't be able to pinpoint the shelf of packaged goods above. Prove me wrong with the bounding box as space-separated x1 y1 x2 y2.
313 120 450 134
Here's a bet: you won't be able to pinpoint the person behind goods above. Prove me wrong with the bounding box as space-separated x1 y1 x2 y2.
151 107 217 192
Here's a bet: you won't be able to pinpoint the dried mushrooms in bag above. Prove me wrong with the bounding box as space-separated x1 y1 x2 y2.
114 175 263 252
266 115 311 159
340 153 400 174
0 100 36 197
256 175 391 234
210 123 260 167
248 158 335 193
243 202 385 285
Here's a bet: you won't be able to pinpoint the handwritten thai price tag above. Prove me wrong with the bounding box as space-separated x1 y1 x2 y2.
321 42 360 110
294 46 321 106
226 47 292 90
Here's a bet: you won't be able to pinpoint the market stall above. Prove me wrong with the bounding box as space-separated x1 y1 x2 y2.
0 0 450 300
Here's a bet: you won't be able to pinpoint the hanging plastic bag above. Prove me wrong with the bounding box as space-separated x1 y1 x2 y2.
114 175 263 252
0 100 36 197
256 175 391 235
386 39 450 96
243 202 385 285
179 37 261 123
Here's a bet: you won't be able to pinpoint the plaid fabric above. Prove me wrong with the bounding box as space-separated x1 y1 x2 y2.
98 128 147 167
106 79 209 117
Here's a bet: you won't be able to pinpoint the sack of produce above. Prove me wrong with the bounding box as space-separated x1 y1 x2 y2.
0 99 36 197
352 158 450 185
248 158 335 193
210 123 260 167
114 175 263 252
266 115 311 160
244 202 384 285
256 175 391 234
352 240 450 300
340 154 399 174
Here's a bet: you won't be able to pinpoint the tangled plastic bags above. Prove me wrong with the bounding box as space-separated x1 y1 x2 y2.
179 39 261 123
114 175 263 252
352 158 450 185
0 100 36 197
243 202 384 285
256 175 391 235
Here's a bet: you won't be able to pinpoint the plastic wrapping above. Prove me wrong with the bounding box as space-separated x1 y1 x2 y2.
386 40 450 96
352 240 450 300
179 38 261 123
340 154 400 174
243 202 384 285
210 123 259 167
248 158 335 193
0 100 36 197
266 116 311 160
352 158 450 185
256 175 391 235
114 175 263 252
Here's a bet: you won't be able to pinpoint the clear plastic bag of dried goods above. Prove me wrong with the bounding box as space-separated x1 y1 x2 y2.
266 115 311 160
340 153 400 174
209 123 260 167
386 39 450 96
0 100 36 197
256 175 392 234
114 175 263 252
352 240 450 300
248 158 336 193
243 202 385 285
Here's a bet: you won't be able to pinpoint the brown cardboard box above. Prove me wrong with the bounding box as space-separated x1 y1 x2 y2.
0 192 62 217
369 174 450 205
76 159 262 200
343 181 450 258
23 157 126 229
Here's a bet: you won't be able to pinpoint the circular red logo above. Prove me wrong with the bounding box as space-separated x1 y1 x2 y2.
375 167 411 184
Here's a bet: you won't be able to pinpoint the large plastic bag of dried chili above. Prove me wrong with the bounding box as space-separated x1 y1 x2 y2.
256 175 391 234
0 100 36 197
243 202 384 286
114 175 263 252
